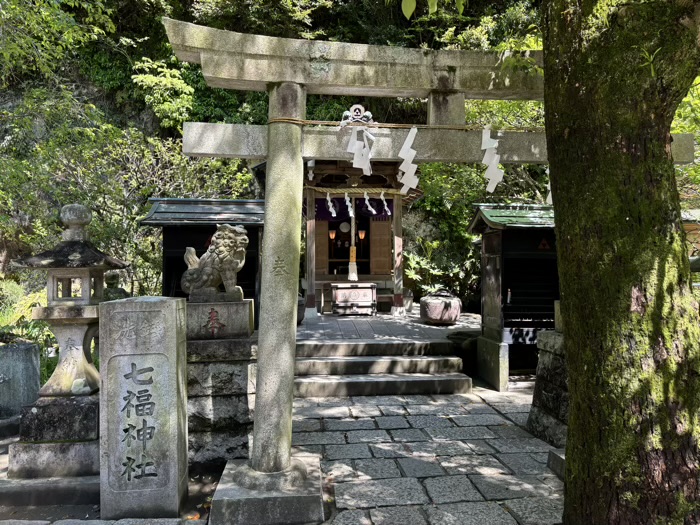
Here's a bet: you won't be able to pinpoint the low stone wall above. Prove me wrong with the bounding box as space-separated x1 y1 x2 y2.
187 337 257 469
526 330 568 448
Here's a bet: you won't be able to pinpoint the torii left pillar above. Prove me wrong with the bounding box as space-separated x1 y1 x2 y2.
208 83 324 525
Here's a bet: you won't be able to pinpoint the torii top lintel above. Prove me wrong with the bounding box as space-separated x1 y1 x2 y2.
163 18 543 100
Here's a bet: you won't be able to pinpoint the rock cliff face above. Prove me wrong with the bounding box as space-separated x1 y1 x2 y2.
526 330 567 448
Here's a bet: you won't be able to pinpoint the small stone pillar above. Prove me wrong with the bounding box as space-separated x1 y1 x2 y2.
99 297 188 519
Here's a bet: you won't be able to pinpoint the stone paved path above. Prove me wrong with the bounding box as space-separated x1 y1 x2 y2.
292 381 563 525
298 311 481 341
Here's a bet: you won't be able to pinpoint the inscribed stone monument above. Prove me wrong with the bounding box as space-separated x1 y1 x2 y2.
0 342 40 419
99 297 187 519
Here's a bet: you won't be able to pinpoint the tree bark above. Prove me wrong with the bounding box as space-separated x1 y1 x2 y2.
543 2 700 523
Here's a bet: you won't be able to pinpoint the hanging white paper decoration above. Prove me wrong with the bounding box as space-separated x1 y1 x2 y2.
341 105 376 176
345 192 354 218
398 127 419 194
481 127 503 194
364 192 377 215
545 167 553 204
380 191 392 216
326 192 336 217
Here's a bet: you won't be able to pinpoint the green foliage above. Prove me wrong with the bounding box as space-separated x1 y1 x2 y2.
132 57 194 130
672 78 700 209
0 0 114 87
0 88 254 294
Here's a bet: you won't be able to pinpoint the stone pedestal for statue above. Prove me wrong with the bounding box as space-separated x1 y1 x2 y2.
8 204 128 479
99 297 188 519
186 300 256 468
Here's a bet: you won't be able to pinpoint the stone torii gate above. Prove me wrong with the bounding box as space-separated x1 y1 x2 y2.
163 18 694 523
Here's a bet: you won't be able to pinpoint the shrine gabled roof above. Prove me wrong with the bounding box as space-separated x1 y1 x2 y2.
468 203 555 233
140 198 265 227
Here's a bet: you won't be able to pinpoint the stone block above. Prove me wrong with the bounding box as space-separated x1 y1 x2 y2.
188 394 254 431
321 460 356 483
439 455 511 476
488 426 533 439
349 405 382 418
496 453 551 475
292 418 321 432
536 330 564 356
0 476 99 506
532 380 568 423
8 441 99 478
187 300 253 340
451 414 512 427
292 431 346 446
396 457 445 477
547 449 566 480
345 430 391 443
325 444 372 460
405 404 465 416
489 438 553 453
503 497 564 525
0 342 40 418
468 475 553 500
19 395 98 442
375 416 409 429
369 443 412 459
534 350 567 390
388 428 430 442
188 429 250 467
370 506 427 525
423 475 483 503
187 338 257 362
526 405 568 449
187 362 256 396
476 337 509 392
324 418 376 431
424 502 517 525
332 510 371 525
354 459 401 479
406 415 454 428
406 440 472 457
99 297 188 519
208 456 324 525
425 426 497 441
335 477 430 509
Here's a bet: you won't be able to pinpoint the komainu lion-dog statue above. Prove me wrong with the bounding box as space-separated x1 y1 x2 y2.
181 224 249 301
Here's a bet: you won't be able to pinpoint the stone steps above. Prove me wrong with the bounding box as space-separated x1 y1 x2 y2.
294 372 472 397
295 355 463 376
295 339 454 357
294 338 471 397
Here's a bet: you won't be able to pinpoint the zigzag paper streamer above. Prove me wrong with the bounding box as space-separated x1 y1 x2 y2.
345 192 354 218
380 191 392 216
482 128 503 193
398 127 419 194
546 167 553 204
364 192 377 215
326 192 336 218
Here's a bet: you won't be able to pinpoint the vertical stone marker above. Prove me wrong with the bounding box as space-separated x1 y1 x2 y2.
99 297 188 519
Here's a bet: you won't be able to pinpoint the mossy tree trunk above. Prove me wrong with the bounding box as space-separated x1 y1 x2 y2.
543 2 700 523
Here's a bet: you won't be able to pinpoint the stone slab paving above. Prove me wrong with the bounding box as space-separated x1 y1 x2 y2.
290 381 564 525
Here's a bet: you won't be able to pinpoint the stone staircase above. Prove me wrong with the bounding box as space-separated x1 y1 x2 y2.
294 339 472 397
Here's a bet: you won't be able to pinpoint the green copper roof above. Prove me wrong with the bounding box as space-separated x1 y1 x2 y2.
468 204 555 233
140 198 265 227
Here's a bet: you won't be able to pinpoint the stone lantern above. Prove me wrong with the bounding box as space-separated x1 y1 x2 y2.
12 204 128 397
